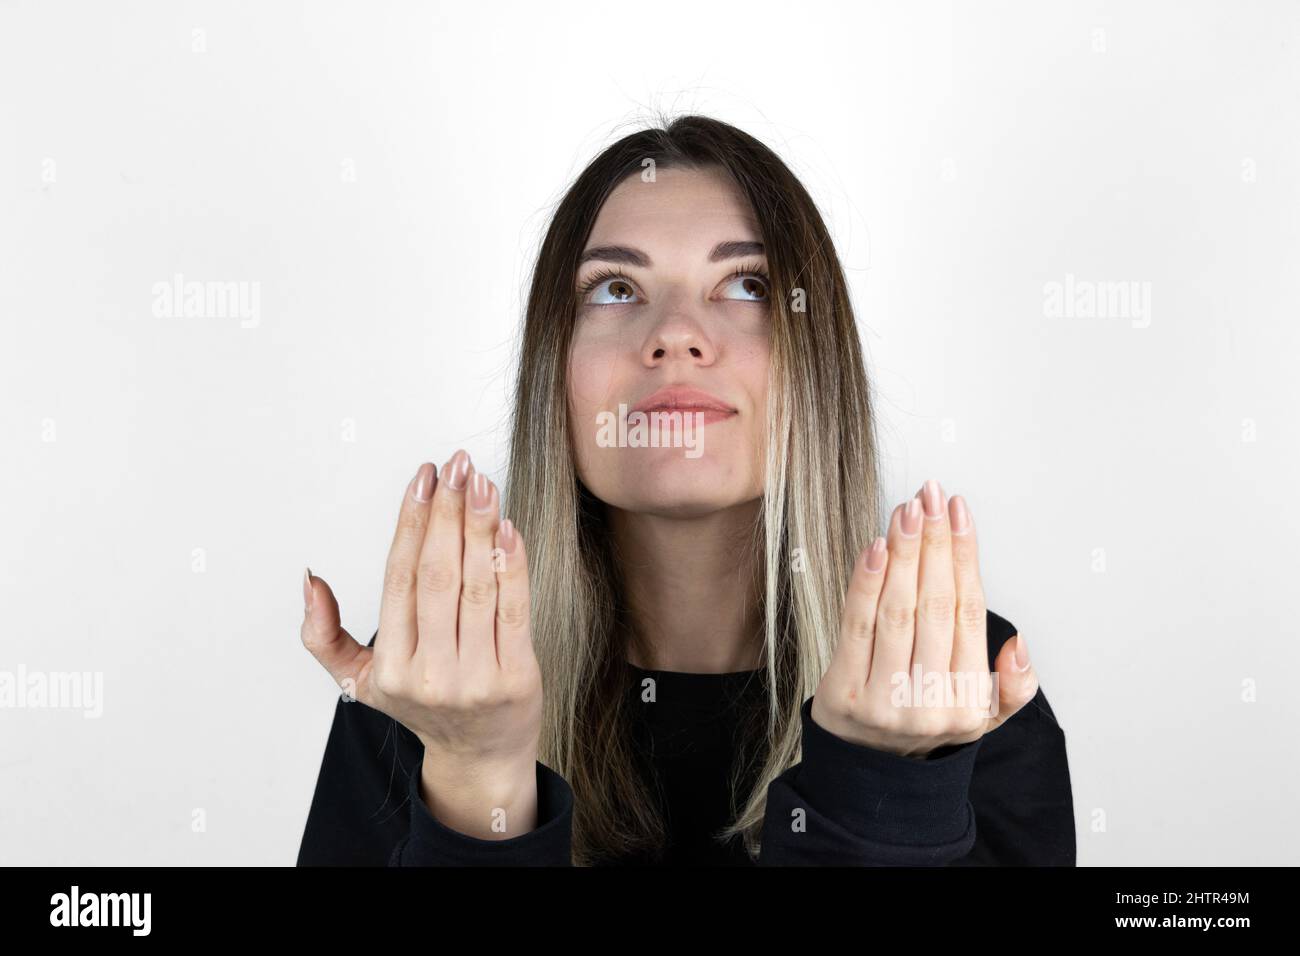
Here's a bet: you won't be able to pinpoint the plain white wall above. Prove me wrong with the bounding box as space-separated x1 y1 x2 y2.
2 0 1296 865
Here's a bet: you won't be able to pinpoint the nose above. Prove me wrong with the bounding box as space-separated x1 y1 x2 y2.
640 300 717 368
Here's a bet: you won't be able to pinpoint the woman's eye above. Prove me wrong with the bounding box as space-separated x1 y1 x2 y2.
720 274 770 302
587 278 640 305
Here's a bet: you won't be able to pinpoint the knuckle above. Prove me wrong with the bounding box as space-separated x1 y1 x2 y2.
393 510 426 547
418 560 459 596
372 662 403 698
382 564 417 602
452 681 500 711
913 712 947 738
827 693 864 727
499 669 539 702
432 493 463 523
888 539 918 565
865 699 902 731
921 521 950 550
952 542 981 573
412 665 446 701
957 592 987 629
419 675 453 709
956 710 985 735
496 596 530 629
919 592 956 625
879 601 916 631
842 611 875 643
459 575 496 607
821 683 854 717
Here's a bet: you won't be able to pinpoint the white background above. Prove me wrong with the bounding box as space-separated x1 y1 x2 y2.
2 0 1297 865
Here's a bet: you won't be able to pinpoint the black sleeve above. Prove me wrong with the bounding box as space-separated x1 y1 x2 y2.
297 630 575 866
948 682 1075 865
296 631 425 865
758 697 983 865
758 609 1076 866
951 610 1076 865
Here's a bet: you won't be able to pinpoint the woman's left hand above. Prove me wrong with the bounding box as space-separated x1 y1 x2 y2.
811 480 1039 758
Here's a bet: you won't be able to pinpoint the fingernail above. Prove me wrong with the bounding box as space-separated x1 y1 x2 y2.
900 498 923 537
411 462 435 502
498 518 518 554
950 495 971 535
469 471 493 512
442 450 470 491
921 479 945 519
864 536 886 572
1013 634 1030 671
303 567 314 614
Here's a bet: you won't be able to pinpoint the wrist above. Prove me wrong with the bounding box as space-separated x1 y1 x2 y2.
418 751 538 841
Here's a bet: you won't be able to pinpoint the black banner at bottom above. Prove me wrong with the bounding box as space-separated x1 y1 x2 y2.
1 865 1281 941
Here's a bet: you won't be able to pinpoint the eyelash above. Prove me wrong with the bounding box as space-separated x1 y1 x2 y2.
577 261 771 301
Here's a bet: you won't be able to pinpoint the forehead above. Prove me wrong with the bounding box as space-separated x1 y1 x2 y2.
586 166 760 251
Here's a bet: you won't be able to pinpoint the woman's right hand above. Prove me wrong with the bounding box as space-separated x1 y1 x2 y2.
300 449 544 840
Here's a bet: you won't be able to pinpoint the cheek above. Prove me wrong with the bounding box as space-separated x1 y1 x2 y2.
734 333 771 417
732 332 772 483
566 335 623 484
566 335 622 428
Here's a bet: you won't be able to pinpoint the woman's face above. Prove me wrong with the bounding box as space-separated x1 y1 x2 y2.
567 165 771 518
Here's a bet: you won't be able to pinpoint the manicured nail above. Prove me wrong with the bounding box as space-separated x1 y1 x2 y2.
498 518 518 554
900 498 923 536
1013 634 1030 671
950 495 971 535
469 471 493 512
303 567 314 613
864 536 886 572
411 462 435 502
921 479 945 519
442 450 470 490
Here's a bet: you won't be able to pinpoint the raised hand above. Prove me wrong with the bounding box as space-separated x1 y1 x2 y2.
811 480 1038 758
300 449 543 839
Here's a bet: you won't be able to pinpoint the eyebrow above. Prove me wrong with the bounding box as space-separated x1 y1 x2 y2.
577 239 764 268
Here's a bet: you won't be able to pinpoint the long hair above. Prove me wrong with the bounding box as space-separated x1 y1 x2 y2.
503 113 883 864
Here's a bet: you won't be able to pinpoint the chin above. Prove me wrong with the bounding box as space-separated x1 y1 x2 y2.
595 452 758 517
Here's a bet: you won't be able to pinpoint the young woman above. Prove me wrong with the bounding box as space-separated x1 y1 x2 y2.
296 115 1075 866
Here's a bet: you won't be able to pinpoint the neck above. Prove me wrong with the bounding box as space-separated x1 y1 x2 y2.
609 499 764 674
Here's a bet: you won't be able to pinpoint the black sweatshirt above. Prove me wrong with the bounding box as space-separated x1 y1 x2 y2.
297 609 1075 866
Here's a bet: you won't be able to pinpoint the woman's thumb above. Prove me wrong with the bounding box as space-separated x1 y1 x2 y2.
987 633 1039 732
300 568 370 698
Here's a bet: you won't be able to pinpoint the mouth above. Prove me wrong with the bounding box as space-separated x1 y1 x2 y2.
631 386 738 424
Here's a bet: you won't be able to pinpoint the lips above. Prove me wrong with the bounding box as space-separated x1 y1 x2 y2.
631 386 738 423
